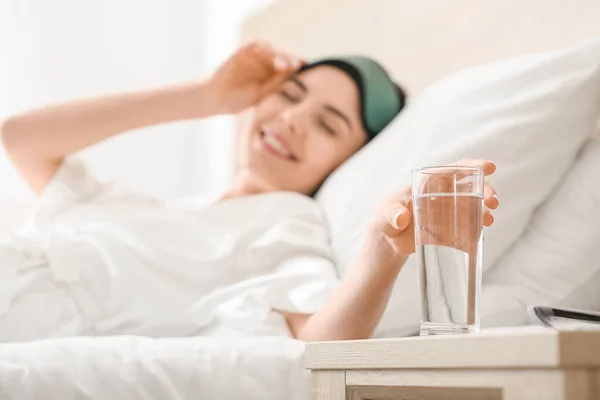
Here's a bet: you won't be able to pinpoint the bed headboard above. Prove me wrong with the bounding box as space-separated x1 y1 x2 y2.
242 0 600 95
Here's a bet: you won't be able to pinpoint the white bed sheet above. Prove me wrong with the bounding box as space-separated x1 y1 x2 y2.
0 335 309 400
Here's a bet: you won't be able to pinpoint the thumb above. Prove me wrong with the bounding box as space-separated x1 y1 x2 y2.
374 201 412 238
386 205 412 236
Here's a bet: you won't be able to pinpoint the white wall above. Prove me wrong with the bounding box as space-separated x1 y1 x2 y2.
0 0 30 201
2 0 211 200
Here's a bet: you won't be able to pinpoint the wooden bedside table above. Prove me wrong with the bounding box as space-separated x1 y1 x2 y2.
306 327 600 400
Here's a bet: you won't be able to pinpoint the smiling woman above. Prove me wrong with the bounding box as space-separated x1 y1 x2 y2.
0 42 497 343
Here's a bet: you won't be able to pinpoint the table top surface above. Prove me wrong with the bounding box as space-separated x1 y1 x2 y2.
306 326 600 370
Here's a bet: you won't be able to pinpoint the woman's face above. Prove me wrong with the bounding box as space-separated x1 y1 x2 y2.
236 66 368 195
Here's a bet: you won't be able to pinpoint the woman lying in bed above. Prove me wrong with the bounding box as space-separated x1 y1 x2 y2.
0 41 499 342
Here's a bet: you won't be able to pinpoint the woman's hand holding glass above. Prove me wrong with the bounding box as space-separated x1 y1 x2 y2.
370 159 500 259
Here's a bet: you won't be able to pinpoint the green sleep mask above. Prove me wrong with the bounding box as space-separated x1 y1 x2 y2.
300 56 406 139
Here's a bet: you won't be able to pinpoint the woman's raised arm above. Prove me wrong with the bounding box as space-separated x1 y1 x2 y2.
0 41 302 194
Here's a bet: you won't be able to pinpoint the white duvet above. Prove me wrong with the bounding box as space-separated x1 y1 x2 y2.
0 335 309 400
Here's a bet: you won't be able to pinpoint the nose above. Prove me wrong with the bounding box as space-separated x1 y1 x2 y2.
280 103 310 136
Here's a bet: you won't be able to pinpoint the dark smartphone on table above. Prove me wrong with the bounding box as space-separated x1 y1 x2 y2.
528 306 600 329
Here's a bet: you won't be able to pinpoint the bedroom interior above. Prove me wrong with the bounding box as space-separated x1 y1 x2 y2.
0 0 599 398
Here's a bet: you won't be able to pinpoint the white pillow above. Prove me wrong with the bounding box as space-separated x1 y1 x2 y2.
481 138 600 327
316 39 600 336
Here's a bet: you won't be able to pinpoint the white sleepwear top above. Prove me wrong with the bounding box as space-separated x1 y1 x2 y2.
0 158 339 339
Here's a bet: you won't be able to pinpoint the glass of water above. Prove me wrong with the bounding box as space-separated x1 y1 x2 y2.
412 166 484 336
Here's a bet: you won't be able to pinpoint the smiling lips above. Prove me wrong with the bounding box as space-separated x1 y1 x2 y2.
260 128 296 161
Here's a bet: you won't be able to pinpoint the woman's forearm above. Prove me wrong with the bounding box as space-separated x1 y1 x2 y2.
286 233 408 341
1 81 218 160
1 81 220 193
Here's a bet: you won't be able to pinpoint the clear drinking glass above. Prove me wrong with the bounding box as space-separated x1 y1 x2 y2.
412 166 484 335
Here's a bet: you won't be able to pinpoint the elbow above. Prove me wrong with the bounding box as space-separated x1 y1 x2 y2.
291 322 370 342
284 312 321 341
293 329 317 342
0 116 42 161
295 330 369 342
1 116 26 156
284 312 371 342
292 329 323 342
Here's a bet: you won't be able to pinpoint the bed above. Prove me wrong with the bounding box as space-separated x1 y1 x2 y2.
2 1 600 399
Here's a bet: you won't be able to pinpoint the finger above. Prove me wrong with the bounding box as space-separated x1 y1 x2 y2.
286 53 303 69
418 161 491 177
380 189 413 235
251 41 284 71
484 211 494 227
249 41 303 75
250 40 272 53
243 39 262 52
383 204 412 237
249 40 273 60
256 43 293 71
420 160 496 195
273 55 289 71
452 159 497 176
273 51 303 72
259 56 302 96
483 182 499 209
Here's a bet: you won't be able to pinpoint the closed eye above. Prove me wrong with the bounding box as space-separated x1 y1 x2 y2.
281 90 302 102
280 77 306 102
319 118 336 136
